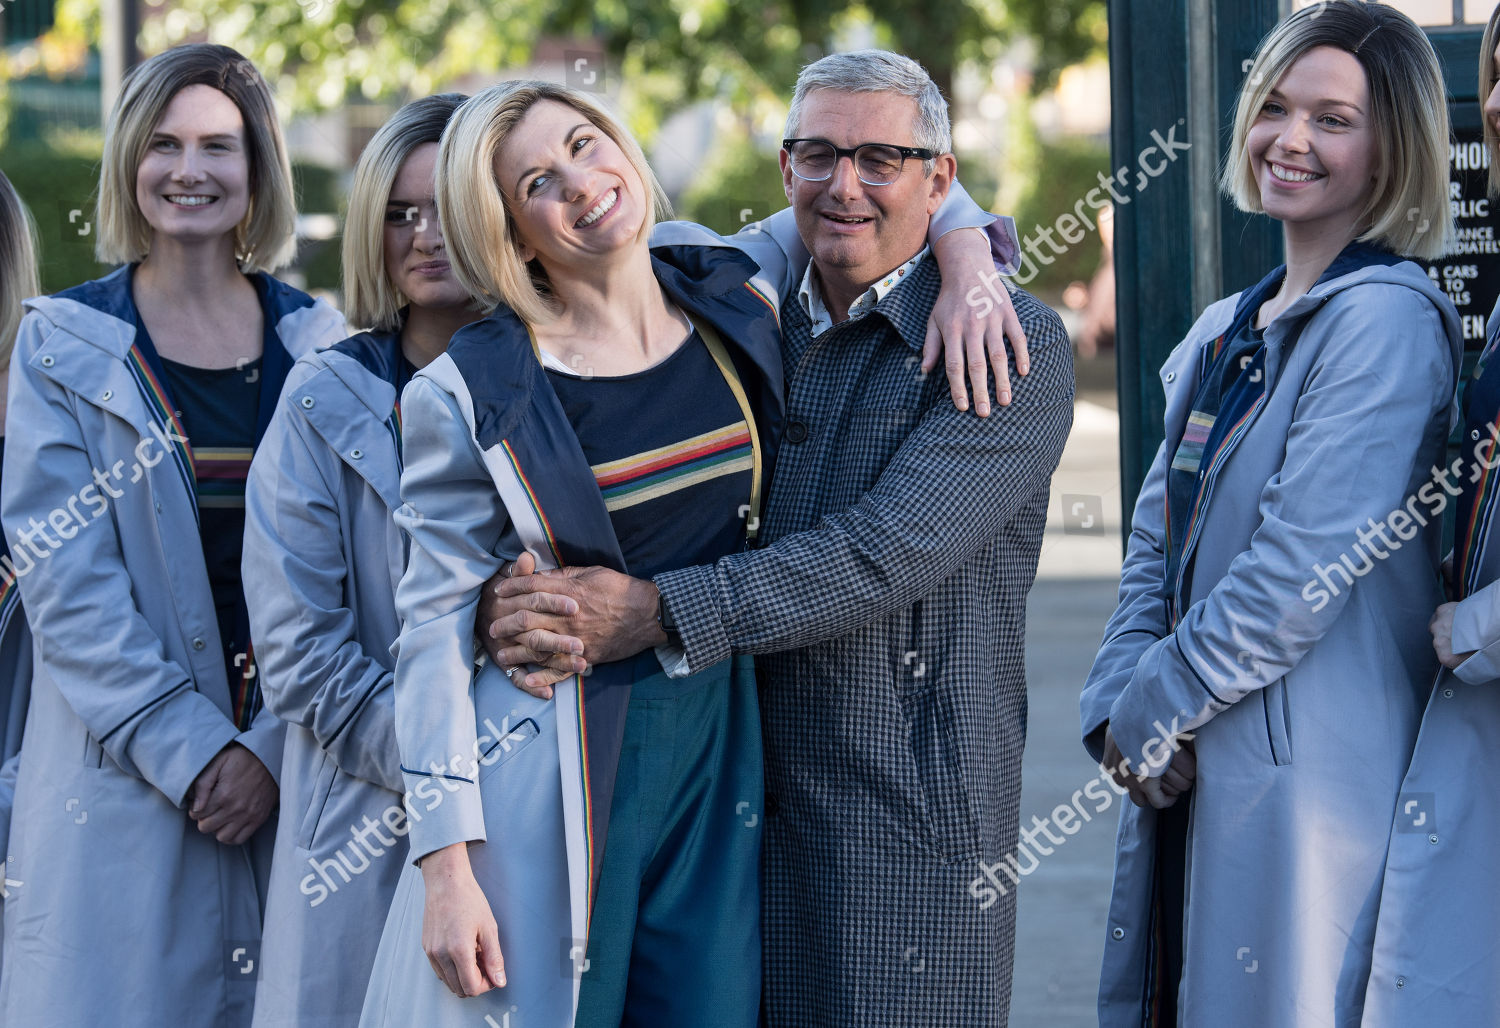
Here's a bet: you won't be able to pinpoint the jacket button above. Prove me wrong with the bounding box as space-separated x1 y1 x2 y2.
191 637 206 651
785 421 809 444
1164 372 1175 383
40 355 54 367
351 449 363 459
1443 688 1454 698
1429 834 1439 845
1111 927 1125 940
1396 976 1406 988
101 389 113 401
1473 429 1482 441
301 396 315 409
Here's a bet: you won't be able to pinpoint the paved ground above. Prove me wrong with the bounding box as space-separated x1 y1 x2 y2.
1009 373 1125 1026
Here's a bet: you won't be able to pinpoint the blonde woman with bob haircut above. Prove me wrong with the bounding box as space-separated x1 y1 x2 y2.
0 44 344 1026
1080 3 1462 1024
243 92 476 1028
1363 6 1500 1022
0 169 39 982
359 77 1022 1027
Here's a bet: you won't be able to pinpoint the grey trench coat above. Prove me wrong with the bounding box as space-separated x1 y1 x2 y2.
1081 260 1460 1027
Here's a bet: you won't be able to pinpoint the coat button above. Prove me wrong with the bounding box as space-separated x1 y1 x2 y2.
101 389 113 401
40 355 54 367
351 449 363 459
1164 372 1175 383
301 396 315 409
1111 927 1125 940
785 421 809 444
1443 688 1454 698
1473 429 1482 441
1429 834 1439 844
1396 976 1406 988
191 637 206 651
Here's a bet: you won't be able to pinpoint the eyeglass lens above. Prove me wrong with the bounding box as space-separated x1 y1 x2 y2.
789 142 907 184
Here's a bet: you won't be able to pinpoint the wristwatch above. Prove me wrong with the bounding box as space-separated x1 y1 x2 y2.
656 591 682 647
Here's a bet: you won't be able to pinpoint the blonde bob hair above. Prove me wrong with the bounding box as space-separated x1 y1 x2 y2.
97 44 298 272
342 93 468 331
1221 0 1453 259
435 80 671 324
0 170 40 368
1481 4 1500 197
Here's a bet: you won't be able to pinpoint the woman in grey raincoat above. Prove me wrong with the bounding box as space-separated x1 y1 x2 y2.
0 168 40 977
1364 7 1500 1022
0 45 344 1026
243 93 476 1027
1079 4 1460 1025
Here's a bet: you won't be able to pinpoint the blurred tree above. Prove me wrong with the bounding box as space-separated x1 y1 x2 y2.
26 0 1104 123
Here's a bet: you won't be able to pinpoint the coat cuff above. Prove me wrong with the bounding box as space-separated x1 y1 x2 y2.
341 687 404 794
652 566 731 674
401 766 486 864
133 688 242 808
235 707 287 787
1450 595 1500 684
1107 634 1228 778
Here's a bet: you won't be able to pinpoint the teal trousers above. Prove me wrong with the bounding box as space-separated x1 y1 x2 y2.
574 652 762 1028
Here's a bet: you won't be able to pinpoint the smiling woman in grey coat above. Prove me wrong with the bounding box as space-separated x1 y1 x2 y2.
1080 4 1460 1025
242 92 478 1027
0 45 345 1026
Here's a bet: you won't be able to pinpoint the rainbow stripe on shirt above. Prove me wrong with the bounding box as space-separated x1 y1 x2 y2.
590 422 753 512
193 447 254 509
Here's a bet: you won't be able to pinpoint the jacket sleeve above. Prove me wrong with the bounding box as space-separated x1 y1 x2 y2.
1 315 239 807
242 371 403 794
1450 576 1500 684
390 375 509 862
1078 437 1174 762
653 290 1072 671
1106 288 1456 775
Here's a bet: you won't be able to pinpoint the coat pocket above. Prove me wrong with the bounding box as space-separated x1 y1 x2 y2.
1262 678 1293 766
478 717 541 783
296 751 339 850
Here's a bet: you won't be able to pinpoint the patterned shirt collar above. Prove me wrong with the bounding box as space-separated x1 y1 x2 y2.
797 246 930 338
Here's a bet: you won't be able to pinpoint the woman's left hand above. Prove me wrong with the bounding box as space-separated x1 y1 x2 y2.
924 227 1029 417
1431 601 1477 669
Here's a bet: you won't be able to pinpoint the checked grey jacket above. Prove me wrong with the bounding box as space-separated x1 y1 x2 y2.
655 257 1074 1027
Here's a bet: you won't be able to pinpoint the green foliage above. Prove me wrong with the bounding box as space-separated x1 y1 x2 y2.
104 0 1106 122
291 160 342 294
1008 134 1110 296
674 136 789 236
0 137 108 293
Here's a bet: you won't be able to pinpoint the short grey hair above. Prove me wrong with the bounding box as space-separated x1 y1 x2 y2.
785 49 952 170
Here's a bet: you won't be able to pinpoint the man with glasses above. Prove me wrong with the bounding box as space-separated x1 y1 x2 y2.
484 50 1072 1025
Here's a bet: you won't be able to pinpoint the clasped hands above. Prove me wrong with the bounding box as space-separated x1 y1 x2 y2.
1100 725 1197 810
478 551 661 699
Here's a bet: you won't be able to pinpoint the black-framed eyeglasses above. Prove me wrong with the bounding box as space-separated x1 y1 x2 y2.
782 138 938 186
